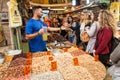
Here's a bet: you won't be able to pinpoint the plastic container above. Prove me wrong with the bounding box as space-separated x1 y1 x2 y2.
8 50 22 56
42 26 48 41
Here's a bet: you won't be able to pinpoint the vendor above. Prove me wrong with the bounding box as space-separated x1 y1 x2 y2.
25 6 66 52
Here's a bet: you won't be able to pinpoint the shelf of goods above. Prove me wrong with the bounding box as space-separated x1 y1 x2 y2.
0 47 106 80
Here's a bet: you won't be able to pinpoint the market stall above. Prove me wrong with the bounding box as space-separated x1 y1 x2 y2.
0 46 106 80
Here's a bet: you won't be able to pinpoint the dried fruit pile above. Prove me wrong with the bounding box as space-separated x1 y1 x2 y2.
47 33 67 43
0 49 106 80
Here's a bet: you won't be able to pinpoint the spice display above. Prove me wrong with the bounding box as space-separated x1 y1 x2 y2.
31 71 64 80
9 57 26 67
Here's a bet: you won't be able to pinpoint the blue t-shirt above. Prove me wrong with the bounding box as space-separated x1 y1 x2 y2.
25 19 47 52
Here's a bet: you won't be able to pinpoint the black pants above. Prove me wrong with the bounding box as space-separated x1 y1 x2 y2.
99 54 111 67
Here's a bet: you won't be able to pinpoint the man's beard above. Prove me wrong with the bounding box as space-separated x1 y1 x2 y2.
37 15 41 19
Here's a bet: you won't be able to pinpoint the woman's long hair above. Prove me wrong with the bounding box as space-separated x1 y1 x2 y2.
80 10 89 24
99 10 117 36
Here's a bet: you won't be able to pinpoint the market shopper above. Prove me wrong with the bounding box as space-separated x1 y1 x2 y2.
60 17 68 39
68 17 81 45
25 6 66 52
80 10 91 50
110 43 120 80
67 16 75 43
94 10 117 67
85 11 100 55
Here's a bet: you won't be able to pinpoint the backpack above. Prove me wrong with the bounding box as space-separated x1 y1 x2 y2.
110 37 120 53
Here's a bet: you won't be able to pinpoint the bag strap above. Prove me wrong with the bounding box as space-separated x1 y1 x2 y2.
95 29 102 49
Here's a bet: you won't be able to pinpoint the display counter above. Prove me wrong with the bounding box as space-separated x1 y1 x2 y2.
0 46 106 80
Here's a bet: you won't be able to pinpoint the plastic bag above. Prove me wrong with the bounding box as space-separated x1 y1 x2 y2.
107 65 115 76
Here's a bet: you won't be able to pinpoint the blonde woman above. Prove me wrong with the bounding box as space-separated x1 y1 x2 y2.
85 11 100 55
80 10 90 33
94 10 117 67
80 10 91 50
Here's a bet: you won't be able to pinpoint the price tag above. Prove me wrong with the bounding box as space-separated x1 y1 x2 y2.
94 55 99 61
64 48 68 52
27 52 32 58
24 66 31 75
51 61 57 71
47 51 51 55
73 57 79 66
26 59 32 65
86 52 90 55
78 46 83 50
73 43 77 48
49 56 53 61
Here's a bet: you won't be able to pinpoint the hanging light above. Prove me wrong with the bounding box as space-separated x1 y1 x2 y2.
72 0 76 6
86 0 90 4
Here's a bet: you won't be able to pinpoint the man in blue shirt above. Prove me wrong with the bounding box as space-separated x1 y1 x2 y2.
25 6 66 52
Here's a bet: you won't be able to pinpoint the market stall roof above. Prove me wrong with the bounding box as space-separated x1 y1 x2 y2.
29 1 72 7
64 2 98 14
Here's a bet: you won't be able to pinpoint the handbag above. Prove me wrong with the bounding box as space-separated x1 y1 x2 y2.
81 31 90 42
80 22 91 43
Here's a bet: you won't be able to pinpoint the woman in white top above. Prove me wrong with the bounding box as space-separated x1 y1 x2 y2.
85 11 100 54
80 10 91 50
